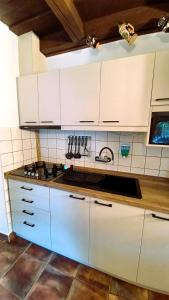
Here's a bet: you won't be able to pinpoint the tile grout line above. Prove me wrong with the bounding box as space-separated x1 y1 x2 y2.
24 251 54 300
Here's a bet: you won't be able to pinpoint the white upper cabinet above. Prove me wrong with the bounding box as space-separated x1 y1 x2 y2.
17 74 39 126
61 63 100 125
100 54 155 127
17 71 60 127
137 210 169 292
89 199 144 281
152 51 169 106
38 71 60 125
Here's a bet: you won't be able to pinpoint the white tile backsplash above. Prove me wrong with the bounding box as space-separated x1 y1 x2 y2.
38 130 169 178
0 126 38 234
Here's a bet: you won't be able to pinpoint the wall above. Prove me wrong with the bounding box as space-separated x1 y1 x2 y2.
0 128 37 234
39 130 169 178
47 32 169 69
0 22 37 234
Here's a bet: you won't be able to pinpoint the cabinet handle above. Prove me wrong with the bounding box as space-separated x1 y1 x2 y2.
22 210 34 216
23 221 35 227
152 213 169 221
69 194 85 200
40 121 54 124
21 198 34 204
155 98 169 101
102 121 120 123
94 200 112 207
24 121 37 124
79 121 94 123
20 186 33 191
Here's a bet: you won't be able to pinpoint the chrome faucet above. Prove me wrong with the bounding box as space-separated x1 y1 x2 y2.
95 147 114 163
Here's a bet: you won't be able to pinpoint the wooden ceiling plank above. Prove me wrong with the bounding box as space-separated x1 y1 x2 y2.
45 0 85 42
9 11 51 35
40 2 169 57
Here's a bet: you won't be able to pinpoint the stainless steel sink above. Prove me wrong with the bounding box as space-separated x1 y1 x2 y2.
54 170 142 199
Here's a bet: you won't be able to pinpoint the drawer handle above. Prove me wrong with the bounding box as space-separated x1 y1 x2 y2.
94 200 112 207
21 198 34 204
20 186 33 191
41 121 54 123
23 221 35 227
152 213 169 221
69 195 85 200
24 121 37 124
22 210 34 216
155 98 169 101
79 121 94 123
102 121 120 123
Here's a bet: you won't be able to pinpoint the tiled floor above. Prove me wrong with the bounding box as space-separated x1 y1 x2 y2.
0 236 168 300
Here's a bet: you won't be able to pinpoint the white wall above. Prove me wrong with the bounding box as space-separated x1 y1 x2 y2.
0 21 19 127
0 21 20 234
47 32 169 69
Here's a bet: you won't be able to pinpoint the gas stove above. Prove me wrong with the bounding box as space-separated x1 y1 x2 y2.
11 161 64 181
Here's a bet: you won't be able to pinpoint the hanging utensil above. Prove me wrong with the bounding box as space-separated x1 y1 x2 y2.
73 136 78 158
75 136 81 159
84 136 89 156
66 136 74 159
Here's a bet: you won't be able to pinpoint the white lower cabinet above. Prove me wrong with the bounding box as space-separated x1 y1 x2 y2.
137 210 169 292
11 202 51 249
89 198 145 281
50 188 90 263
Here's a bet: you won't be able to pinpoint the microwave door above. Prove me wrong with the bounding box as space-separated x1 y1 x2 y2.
149 112 169 145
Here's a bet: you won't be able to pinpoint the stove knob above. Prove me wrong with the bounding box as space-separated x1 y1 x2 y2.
35 172 39 179
24 166 28 175
44 168 49 179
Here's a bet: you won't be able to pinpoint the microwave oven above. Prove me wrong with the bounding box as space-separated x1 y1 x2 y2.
149 106 169 145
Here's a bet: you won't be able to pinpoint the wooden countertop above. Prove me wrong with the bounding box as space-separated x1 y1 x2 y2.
5 166 169 214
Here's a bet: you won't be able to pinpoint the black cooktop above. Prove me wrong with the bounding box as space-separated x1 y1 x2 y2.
11 161 64 181
54 169 142 199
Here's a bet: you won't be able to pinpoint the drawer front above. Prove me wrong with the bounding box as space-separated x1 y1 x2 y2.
50 188 90 212
10 190 49 211
11 205 51 249
9 180 49 198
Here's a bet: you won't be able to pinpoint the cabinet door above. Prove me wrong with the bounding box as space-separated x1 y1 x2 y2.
50 189 90 263
100 54 154 126
90 199 144 281
137 210 169 292
38 71 60 125
61 63 100 125
152 51 169 105
17 74 39 125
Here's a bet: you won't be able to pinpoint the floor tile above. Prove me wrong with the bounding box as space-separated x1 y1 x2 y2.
0 254 14 277
26 244 52 262
27 265 72 300
111 277 148 300
0 236 30 263
1 253 43 298
49 253 79 277
68 279 107 300
149 291 169 300
76 265 111 292
0 284 20 300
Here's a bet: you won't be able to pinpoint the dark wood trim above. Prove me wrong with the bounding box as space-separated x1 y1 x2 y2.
0 232 8 242
45 0 85 42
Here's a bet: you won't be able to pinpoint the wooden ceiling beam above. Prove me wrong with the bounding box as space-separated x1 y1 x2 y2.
44 0 85 42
